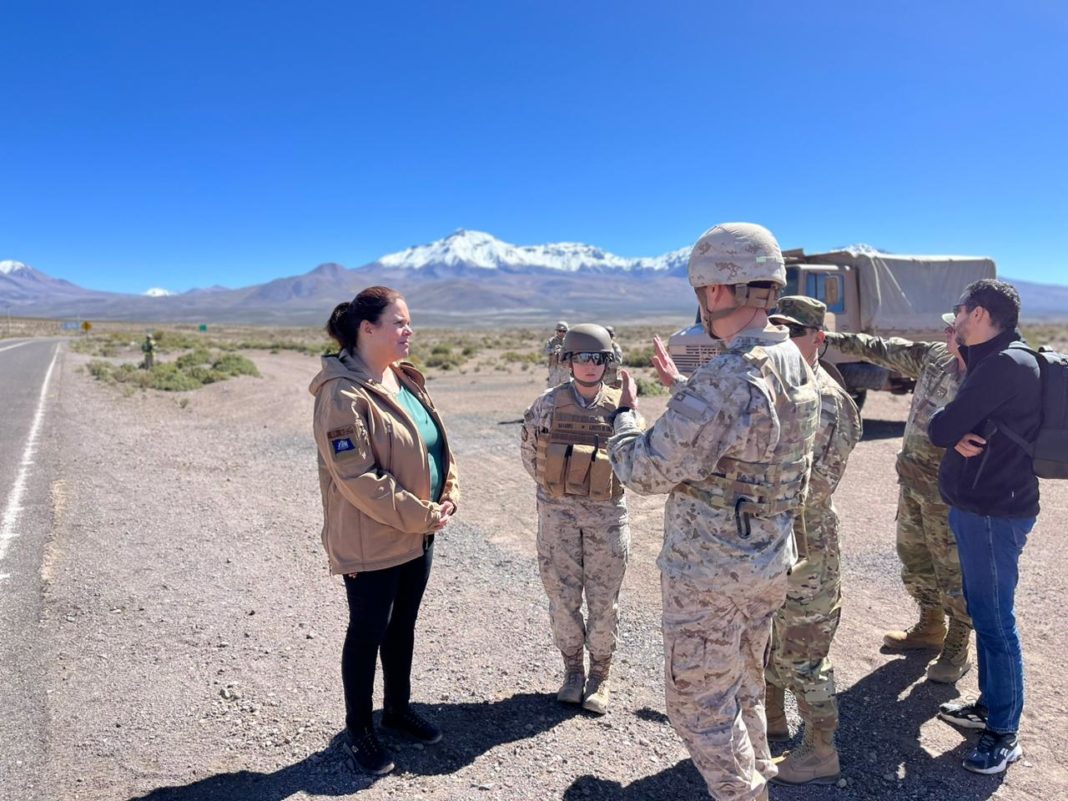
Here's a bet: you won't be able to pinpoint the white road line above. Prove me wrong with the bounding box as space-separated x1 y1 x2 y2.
0 341 32 354
0 345 59 580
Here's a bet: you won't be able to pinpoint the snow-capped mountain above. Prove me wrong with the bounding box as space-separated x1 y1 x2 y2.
377 229 690 273
5 230 1066 326
0 259 98 306
143 287 173 297
1 259 30 275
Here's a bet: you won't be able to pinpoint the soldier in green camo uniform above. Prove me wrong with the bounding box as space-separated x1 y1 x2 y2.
763 297 861 786
544 321 571 386
824 314 970 684
141 334 156 369
609 223 820 801
521 323 640 715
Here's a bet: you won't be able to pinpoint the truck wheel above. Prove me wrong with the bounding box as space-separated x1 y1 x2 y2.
850 389 867 410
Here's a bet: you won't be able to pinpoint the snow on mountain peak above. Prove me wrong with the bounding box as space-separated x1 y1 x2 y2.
0 259 30 275
377 230 687 272
143 287 173 297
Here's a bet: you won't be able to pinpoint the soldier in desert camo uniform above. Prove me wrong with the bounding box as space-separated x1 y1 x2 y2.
544 321 571 387
521 323 639 715
609 223 820 801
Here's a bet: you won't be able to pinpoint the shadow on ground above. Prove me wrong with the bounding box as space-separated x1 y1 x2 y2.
563 654 1010 801
861 419 906 441
126 692 573 800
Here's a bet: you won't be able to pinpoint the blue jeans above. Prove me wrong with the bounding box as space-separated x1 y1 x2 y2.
948 507 1034 733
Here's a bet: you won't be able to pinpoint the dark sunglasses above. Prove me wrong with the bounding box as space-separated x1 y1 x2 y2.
952 303 970 316
571 352 607 365
786 324 815 339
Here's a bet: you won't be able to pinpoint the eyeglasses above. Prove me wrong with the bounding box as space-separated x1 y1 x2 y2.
952 304 970 316
786 324 815 339
571 352 607 365
555 328 567 333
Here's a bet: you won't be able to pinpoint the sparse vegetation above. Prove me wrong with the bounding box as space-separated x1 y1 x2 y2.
623 346 654 368
1021 324 1068 351
635 376 669 397
85 352 259 392
500 350 542 364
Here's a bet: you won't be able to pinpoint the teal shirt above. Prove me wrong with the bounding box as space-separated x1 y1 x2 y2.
395 383 445 502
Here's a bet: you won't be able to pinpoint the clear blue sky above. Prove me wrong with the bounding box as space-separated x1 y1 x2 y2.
2 1 1065 293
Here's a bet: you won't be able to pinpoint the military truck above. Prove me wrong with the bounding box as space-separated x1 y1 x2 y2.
668 246 996 406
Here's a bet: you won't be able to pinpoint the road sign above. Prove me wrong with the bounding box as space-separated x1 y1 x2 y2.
81 321 92 333
198 324 208 332
61 322 80 330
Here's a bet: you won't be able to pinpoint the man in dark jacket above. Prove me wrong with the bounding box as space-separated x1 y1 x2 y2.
927 279 1041 775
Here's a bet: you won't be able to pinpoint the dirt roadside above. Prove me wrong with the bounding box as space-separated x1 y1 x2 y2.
30 346 1067 801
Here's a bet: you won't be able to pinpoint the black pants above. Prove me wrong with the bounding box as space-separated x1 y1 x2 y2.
342 538 434 733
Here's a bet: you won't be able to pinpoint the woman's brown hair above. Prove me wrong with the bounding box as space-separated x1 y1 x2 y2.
325 286 403 353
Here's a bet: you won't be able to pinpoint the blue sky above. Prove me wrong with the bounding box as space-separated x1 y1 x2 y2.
2 1 1065 293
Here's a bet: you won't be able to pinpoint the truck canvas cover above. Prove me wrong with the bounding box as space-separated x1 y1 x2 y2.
802 247 996 334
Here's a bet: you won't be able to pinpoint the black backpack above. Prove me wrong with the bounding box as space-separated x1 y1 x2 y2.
1001 343 1068 479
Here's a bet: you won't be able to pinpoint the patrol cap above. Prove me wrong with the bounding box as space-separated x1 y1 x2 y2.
770 296 827 330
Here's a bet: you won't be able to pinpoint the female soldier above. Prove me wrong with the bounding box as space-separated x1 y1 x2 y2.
310 286 459 775
520 323 639 715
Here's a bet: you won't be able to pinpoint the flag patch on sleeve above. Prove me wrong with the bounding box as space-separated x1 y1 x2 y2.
327 425 359 459
333 437 355 455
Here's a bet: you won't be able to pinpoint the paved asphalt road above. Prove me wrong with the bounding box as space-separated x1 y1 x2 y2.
0 338 62 800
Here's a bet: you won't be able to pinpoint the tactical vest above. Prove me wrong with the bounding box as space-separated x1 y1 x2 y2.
535 384 624 501
679 345 820 518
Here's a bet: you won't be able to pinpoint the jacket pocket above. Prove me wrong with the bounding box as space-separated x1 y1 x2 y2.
328 482 365 565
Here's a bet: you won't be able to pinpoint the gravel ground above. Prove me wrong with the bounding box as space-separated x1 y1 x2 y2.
24 346 1068 801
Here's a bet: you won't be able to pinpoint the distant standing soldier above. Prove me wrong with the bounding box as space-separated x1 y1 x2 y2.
605 325 625 368
824 315 971 684
141 334 156 369
610 223 820 801
521 324 638 715
544 321 570 386
764 297 861 785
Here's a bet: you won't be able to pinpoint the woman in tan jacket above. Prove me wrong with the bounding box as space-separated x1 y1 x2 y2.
310 285 459 776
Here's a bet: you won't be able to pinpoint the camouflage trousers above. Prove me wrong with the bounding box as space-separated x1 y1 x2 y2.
536 497 629 661
898 481 970 626
662 570 788 801
546 365 571 387
766 506 841 730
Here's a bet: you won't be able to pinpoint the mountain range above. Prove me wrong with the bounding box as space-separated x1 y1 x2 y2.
2 231 1066 327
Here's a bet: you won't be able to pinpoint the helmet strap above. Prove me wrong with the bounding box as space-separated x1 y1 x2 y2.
695 287 734 337
697 284 779 338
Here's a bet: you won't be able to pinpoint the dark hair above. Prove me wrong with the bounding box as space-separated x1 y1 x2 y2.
961 279 1020 332
325 286 403 353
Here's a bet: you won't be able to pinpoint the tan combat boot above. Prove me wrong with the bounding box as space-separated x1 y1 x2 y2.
557 652 585 705
765 682 790 742
582 659 611 715
772 725 840 785
927 619 972 683
882 606 946 651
